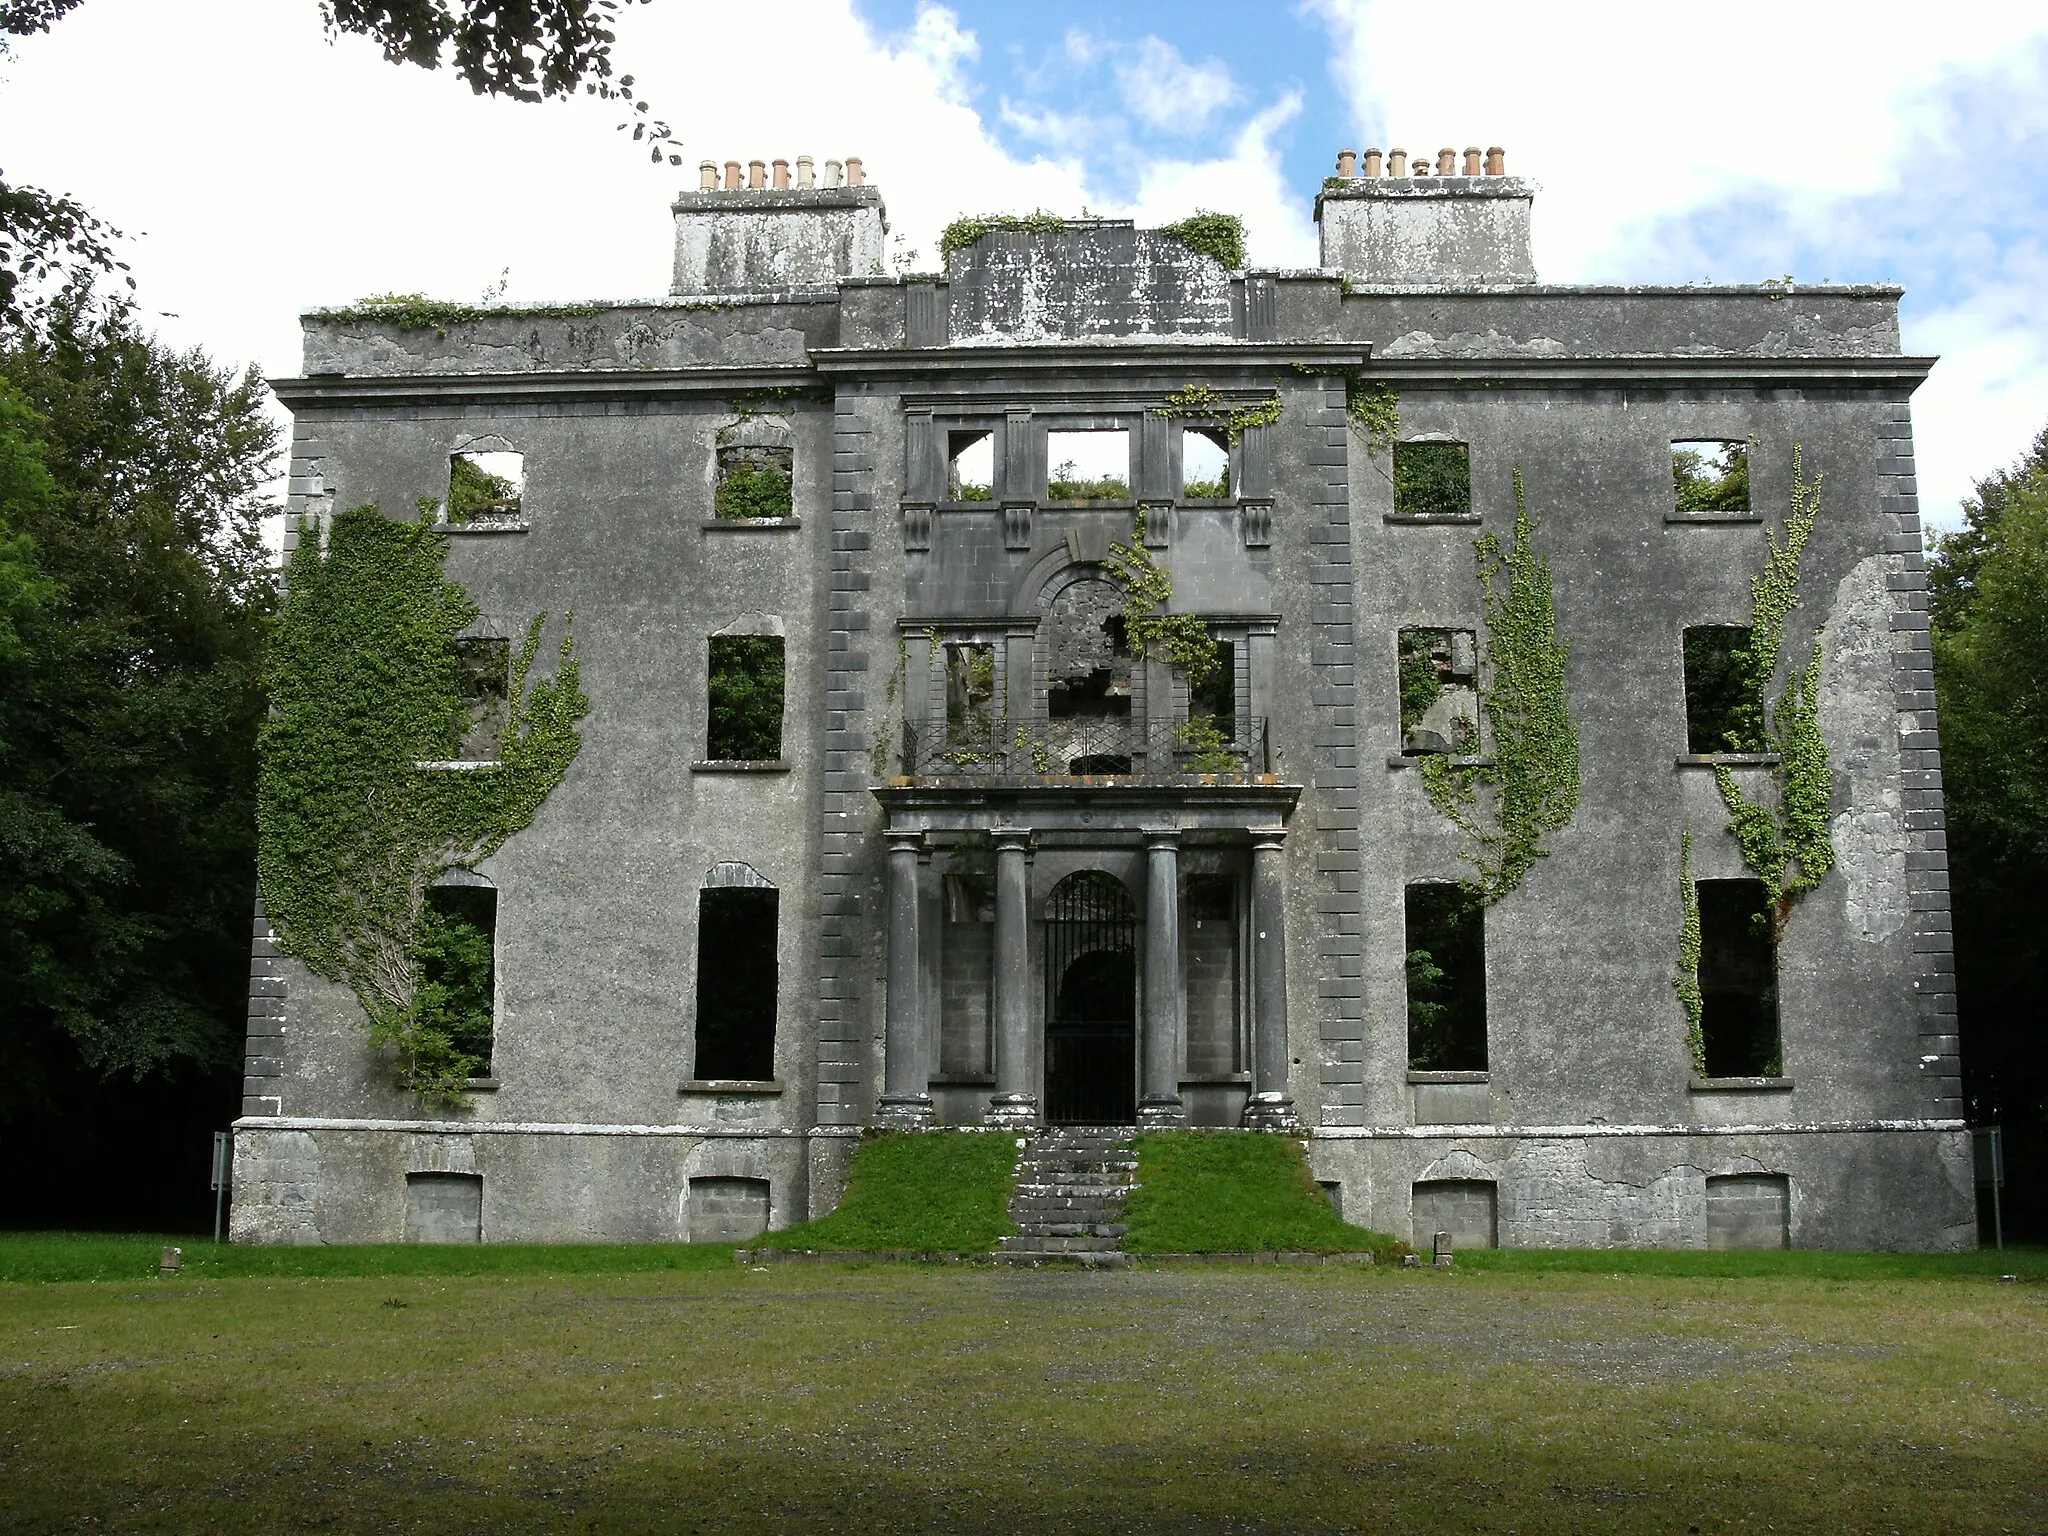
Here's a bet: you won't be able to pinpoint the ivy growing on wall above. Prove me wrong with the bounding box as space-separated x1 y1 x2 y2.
1674 829 1706 1075
1104 509 1224 694
313 292 605 336
258 506 588 1105
939 212 1069 262
1154 384 1282 446
1712 447 1835 936
1417 472 1581 900
1158 212 1246 269
1347 378 1400 460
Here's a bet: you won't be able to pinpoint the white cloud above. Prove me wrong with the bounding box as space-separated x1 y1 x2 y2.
1126 94 1319 269
1116 36 1239 135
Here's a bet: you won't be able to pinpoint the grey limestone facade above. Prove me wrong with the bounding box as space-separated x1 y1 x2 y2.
233 147 1975 1251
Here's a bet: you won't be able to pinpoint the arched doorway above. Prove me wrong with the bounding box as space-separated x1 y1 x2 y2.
1044 871 1137 1124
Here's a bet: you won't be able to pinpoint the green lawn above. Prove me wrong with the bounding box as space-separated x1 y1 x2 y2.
3 1257 2044 1533
755 1128 1020 1252
1124 1131 1403 1258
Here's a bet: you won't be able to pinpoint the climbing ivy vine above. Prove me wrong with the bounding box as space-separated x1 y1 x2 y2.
258 506 588 1106
1346 378 1399 460
1154 384 1283 446
1674 830 1706 1075
1417 471 1581 900
1104 509 1224 694
939 212 1068 262
1158 212 1246 269
1712 447 1835 936
313 292 605 336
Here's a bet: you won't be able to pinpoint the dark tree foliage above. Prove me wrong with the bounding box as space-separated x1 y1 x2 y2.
706 635 784 761
1683 625 1767 753
0 291 275 1225
1930 421 2048 1237
1405 882 1486 1071
414 886 496 1073
1673 442 1750 514
1393 441 1471 519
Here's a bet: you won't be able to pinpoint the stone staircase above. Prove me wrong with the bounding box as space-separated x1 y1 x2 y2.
997 1126 1137 1267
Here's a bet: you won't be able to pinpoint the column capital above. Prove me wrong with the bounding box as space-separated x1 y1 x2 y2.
1249 827 1288 851
1144 829 1182 852
885 829 925 855
991 826 1035 852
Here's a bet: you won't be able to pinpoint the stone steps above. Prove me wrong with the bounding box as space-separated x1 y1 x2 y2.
1001 1126 1138 1264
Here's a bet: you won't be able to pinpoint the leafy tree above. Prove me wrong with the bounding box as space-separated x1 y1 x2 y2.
1930 421 2048 1236
1673 442 1750 514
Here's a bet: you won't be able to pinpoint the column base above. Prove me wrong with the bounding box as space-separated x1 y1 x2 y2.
1239 1092 1301 1132
1137 1095 1187 1129
873 1093 935 1129
984 1093 1040 1129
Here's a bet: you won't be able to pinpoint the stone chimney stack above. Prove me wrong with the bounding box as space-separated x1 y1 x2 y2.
670 155 887 296
1315 143 1535 286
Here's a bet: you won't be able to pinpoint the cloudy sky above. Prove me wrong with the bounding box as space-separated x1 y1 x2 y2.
3 0 2044 526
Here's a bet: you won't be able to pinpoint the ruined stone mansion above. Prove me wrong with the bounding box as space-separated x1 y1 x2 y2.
233 147 1975 1251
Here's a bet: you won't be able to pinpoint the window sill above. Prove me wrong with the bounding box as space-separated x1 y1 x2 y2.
701 517 801 530
690 760 792 774
937 500 997 512
1676 752 1781 768
1043 499 1136 511
1386 752 1492 770
1178 496 1238 509
440 519 529 535
1384 512 1480 525
1665 510 1762 524
465 1077 501 1092
1407 1070 1489 1084
1689 1075 1793 1092
415 759 501 771
680 1079 785 1095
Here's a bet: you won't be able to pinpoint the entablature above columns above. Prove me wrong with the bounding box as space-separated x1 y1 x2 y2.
872 782 1300 840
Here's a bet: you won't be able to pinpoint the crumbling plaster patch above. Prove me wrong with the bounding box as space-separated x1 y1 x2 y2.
1820 553 1909 943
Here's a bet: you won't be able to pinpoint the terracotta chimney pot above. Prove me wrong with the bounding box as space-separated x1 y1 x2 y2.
1485 146 1505 176
698 161 717 191
723 160 742 190
1463 146 1481 176
1336 148 1357 178
796 155 815 189
772 158 790 189
1437 147 1456 175
1363 148 1382 178
845 156 865 186
1388 148 1407 176
747 159 766 190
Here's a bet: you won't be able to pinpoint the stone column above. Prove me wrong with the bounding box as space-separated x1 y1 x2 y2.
987 827 1038 1127
1243 830 1299 1130
876 830 933 1127
1140 832 1186 1127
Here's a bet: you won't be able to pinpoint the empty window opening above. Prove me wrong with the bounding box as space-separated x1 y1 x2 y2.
1704 1173 1788 1250
1683 626 1767 753
1182 873 1240 1076
1406 881 1486 1072
453 637 509 761
944 642 998 749
1673 440 1750 515
1046 429 1130 502
414 884 496 1077
706 635 785 761
694 886 778 1081
1045 580 1133 724
405 1172 482 1243
688 1175 771 1244
1398 628 1479 755
1697 878 1780 1077
448 450 523 523
1393 441 1470 518
948 430 994 501
1182 428 1230 498
1190 640 1235 726
1412 1179 1497 1250
940 870 995 1077
714 443 794 520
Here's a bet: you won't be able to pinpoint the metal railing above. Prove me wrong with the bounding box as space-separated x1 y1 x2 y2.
901 715 1270 779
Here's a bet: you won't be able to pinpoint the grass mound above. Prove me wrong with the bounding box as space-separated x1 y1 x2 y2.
0 1232 736 1284
1123 1131 1402 1259
757 1130 1019 1253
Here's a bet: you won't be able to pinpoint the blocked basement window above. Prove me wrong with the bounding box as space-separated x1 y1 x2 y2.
1406 882 1486 1071
688 1175 771 1244
944 642 998 749
1412 1178 1497 1250
948 430 994 501
694 886 778 1081
1046 429 1130 502
415 884 495 1076
1682 625 1767 753
706 635 785 760
1392 441 1471 519
1673 440 1750 515
404 1172 482 1243
1397 628 1478 755
1697 878 1781 1077
453 636 509 761
447 450 523 523
1705 1172 1788 1249
1182 428 1230 498
714 443 794 520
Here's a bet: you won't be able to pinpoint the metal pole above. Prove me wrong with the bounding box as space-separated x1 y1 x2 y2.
1992 1126 2004 1252
211 1130 230 1244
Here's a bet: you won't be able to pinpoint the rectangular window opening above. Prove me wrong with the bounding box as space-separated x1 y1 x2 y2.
948 430 994 502
448 450 523 523
706 635 785 761
1683 625 1767 753
1673 440 1750 515
1393 441 1470 519
1190 640 1235 726
694 886 778 1081
714 443 794 521
1046 429 1130 502
1182 873 1240 1076
1181 428 1230 499
1397 628 1478 755
1697 878 1780 1077
1406 881 1486 1072
453 636 509 762
944 642 998 748
415 885 495 1077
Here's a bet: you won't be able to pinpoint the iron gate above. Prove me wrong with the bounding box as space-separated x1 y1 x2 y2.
1044 872 1137 1125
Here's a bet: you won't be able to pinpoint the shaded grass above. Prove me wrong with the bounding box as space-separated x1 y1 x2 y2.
756 1129 1018 1252
1460 1244 2048 1281
1124 1131 1403 1258
0 1231 733 1285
